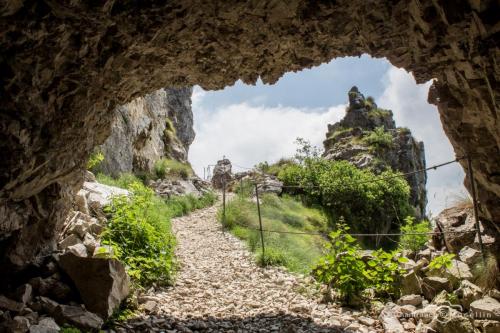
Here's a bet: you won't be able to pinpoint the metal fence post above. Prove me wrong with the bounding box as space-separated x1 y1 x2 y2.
222 177 226 228
255 183 266 262
467 156 486 262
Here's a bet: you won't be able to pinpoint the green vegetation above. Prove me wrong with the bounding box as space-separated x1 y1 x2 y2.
256 158 296 176
312 222 407 304
278 158 412 246
154 158 192 180
367 108 392 119
399 216 431 253
102 182 176 288
60 327 82 333
428 253 455 274
165 191 217 217
362 126 393 150
96 172 143 189
87 151 104 171
218 192 328 273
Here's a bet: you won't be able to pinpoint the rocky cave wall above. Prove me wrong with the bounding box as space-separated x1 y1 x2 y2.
0 0 498 271
97 87 194 177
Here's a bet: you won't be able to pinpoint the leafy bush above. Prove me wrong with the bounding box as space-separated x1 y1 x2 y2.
399 216 431 253
429 253 455 274
154 158 192 180
102 182 176 288
278 158 412 247
313 223 408 304
257 247 289 267
87 151 104 171
256 158 297 176
312 223 367 303
362 126 393 150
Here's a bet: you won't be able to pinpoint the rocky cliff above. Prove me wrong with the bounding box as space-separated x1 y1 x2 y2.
97 88 194 177
323 87 427 217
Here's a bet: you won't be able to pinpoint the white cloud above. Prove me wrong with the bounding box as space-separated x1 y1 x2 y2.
378 67 466 214
189 91 345 175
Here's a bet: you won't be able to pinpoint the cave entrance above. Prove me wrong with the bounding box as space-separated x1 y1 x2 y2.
189 55 466 216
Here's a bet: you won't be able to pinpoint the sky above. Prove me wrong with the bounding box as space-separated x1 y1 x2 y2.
188 54 466 215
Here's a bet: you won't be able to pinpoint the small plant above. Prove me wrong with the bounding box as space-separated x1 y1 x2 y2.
312 222 368 304
366 249 407 298
399 216 431 253
87 151 104 171
362 126 393 150
154 158 192 180
429 253 455 273
60 327 82 333
102 182 176 288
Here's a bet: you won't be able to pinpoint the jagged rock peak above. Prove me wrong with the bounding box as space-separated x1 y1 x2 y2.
97 87 194 177
323 88 427 218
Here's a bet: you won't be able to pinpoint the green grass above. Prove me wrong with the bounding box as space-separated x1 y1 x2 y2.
96 172 143 189
154 158 193 180
165 192 218 217
219 193 328 274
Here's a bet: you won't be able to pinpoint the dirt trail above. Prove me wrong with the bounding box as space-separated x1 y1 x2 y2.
125 204 382 332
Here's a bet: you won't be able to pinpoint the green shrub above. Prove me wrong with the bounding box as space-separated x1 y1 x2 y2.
365 249 407 298
102 182 176 288
87 151 104 171
362 126 393 150
278 158 412 247
399 216 431 253
312 222 367 303
165 192 217 217
429 253 455 274
154 158 192 180
256 158 297 176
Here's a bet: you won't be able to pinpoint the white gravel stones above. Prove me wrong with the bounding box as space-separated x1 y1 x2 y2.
128 204 383 332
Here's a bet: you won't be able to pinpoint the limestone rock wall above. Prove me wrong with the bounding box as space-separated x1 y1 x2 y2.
323 87 427 218
97 87 194 177
0 1 498 270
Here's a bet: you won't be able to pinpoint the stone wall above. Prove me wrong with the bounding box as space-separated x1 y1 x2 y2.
0 1 498 270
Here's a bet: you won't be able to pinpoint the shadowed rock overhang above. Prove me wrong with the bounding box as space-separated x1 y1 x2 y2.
0 0 498 271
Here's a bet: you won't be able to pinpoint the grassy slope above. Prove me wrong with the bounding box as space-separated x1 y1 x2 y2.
220 193 328 274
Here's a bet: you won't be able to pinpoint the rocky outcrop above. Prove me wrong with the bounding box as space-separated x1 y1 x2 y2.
0 1 498 274
97 87 194 177
323 87 427 218
211 159 233 189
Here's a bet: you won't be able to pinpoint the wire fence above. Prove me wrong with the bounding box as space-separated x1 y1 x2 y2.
216 155 486 262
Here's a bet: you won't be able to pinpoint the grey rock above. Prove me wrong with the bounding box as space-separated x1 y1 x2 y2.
455 280 482 310
0 295 24 312
428 259 473 288
66 243 88 257
53 304 103 330
97 87 194 176
74 189 90 216
379 303 405 333
422 277 452 301
430 307 475 333
58 253 130 318
413 305 439 324
29 317 60 333
82 233 97 254
211 159 233 189
83 181 129 210
398 294 423 307
458 246 481 266
15 284 32 305
402 271 423 296
58 234 81 250
470 296 500 320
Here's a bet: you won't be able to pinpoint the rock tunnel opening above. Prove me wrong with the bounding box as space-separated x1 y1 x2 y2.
0 0 498 316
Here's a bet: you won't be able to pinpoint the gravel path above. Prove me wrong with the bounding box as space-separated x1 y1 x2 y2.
125 204 382 332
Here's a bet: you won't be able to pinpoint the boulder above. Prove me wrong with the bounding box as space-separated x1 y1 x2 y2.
0 295 24 312
430 307 475 333
29 317 60 333
470 296 500 320
52 304 103 330
398 294 423 307
455 280 482 310
83 181 129 211
422 277 452 301
66 243 88 257
211 159 233 189
402 271 423 296
58 253 130 318
458 246 481 266
29 276 72 302
58 234 81 250
257 176 283 195
412 305 439 324
74 189 90 215
2 315 30 333
82 233 97 254
475 320 500 333
379 303 405 333
15 284 32 305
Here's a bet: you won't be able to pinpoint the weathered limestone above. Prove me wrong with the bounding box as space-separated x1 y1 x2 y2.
0 1 498 274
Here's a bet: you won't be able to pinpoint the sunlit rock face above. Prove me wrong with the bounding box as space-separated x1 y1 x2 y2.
0 1 498 270
97 87 194 177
